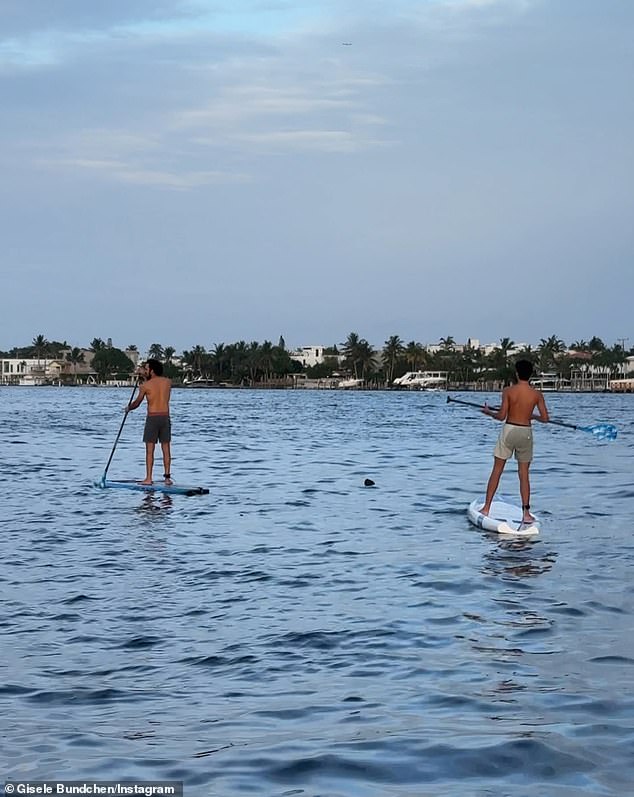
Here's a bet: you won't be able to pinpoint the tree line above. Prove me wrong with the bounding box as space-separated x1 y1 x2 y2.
1 333 631 385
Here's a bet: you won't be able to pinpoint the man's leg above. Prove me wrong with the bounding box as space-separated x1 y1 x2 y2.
161 442 172 484
481 457 506 515
518 461 534 521
140 442 155 484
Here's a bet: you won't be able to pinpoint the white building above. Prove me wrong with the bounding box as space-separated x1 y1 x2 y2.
289 345 328 368
1 357 50 385
425 339 530 356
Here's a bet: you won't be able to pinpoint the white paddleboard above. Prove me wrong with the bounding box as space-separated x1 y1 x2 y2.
467 498 540 537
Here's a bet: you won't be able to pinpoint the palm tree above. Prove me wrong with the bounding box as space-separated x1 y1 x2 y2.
32 334 48 370
211 343 227 380
487 337 516 382
259 341 275 382
537 335 566 371
90 338 106 352
230 341 249 382
439 336 455 350
460 345 487 384
382 335 405 385
65 347 85 383
404 341 426 371
191 345 207 377
341 332 376 379
499 337 515 359
148 343 164 360
588 336 606 353
341 332 363 378
163 346 175 364
182 345 207 378
243 341 259 383
357 339 377 379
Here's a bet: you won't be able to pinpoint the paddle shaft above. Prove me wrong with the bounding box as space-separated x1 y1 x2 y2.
101 379 139 482
446 395 578 430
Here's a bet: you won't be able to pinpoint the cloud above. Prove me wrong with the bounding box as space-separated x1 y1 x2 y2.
22 124 251 189
110 166 251 189
37 150 251 190
169 63 394 156
234 129 388 153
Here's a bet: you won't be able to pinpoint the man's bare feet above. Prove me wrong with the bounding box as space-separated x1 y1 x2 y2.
479 505 490 517
139 479 153 485
522 512 535 524
163 473 173 486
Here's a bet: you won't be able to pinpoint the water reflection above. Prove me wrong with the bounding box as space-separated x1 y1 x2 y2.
136 492 173 514
482 542 558 579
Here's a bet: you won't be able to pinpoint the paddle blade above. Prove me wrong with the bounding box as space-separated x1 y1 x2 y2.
580 423 618 441
498 522 539 537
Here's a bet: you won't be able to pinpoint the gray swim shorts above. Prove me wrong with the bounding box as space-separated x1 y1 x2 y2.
143 414 171 444
493 423 533 463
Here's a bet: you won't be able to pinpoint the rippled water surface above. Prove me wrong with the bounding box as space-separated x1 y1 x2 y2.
2 387 633 796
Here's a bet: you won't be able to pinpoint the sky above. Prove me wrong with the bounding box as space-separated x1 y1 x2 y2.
1 0 633 354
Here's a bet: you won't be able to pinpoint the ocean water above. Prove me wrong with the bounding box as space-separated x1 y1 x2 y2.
1 386 633 796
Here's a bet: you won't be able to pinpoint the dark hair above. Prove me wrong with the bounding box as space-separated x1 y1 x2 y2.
515 359 533 381
147 359 164 376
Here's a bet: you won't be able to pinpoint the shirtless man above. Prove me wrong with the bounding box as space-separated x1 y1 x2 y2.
126 359 172 485
480 359 549 523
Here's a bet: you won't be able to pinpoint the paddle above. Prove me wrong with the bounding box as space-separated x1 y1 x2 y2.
446 396 617 440
98 378 139 487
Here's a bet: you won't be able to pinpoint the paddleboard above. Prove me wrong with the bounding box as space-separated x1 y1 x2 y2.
95 479 209 497
467 498 539 537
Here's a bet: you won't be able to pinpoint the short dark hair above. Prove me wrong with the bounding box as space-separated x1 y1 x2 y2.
147 359 164 376
515 359 533 381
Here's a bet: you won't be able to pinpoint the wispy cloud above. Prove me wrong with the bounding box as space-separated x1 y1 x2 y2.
171 67 393 155
234 129 391 153
40 155 250 189
30 127 251 189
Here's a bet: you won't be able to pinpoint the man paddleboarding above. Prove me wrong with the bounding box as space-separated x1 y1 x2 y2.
125 359 173 485
480 359 549 524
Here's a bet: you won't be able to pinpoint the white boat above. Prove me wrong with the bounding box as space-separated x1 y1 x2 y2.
533 373 570 392
392 371 448 390
183 377 222 388
337 377 364 389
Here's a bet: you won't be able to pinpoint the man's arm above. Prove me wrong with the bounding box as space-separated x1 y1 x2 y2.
533 392 549 423
483 388 508 422
126 384 146 412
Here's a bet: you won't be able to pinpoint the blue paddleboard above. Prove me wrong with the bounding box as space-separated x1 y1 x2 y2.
95 479 209 496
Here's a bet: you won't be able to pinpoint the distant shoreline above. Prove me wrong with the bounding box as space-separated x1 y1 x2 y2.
0 383 629 394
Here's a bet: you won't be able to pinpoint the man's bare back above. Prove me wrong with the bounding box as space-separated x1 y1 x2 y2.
140 374 171 415
496 381 549 426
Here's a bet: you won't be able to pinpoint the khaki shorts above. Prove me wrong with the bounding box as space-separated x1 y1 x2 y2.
143 414 171 444
493 423 533 463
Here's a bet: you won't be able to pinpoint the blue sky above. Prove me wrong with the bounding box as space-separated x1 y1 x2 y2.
2 0 633 353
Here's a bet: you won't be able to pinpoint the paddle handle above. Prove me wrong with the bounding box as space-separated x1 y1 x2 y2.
100 378 139 484
446 395 577 429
